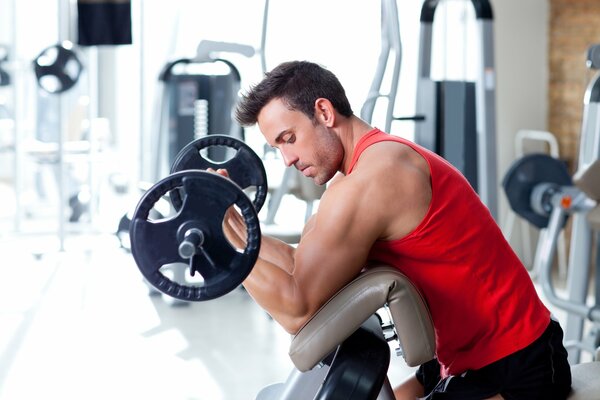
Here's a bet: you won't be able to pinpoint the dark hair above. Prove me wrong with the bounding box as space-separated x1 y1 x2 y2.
235 60 353 126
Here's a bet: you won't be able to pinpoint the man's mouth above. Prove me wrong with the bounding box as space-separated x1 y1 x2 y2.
295 163 308 172
300 166 312 177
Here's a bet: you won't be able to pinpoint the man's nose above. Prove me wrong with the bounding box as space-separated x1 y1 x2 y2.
280 149 299 167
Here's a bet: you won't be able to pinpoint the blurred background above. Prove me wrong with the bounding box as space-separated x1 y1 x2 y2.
0 0 598 399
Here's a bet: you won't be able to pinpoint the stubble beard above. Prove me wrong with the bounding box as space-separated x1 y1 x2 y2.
311 131 343 186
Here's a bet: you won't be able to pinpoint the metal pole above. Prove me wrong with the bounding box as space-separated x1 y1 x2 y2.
11 0 20 233
57 0 72 251
360 0 401 131
475 17 498 221
414 4 437 153
138 0 146 184
360 1 390 125
383 0 402 133
259 0 269 74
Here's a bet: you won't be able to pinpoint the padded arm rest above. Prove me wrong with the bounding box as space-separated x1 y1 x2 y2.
289 264 436 372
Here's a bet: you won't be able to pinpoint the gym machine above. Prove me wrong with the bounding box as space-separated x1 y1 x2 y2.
503 44 600 364
256 264 600 400
415 0 497 220
129 135 600 399
360 0 401 134
362 0 498 220
151 43 251 182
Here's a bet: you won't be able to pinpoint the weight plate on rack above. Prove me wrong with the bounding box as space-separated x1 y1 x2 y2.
33 42 83 94
502 153 572 229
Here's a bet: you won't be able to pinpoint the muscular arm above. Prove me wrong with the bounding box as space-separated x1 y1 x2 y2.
242 178 380 333
225 144 431 334
253 213 317 274
223 208 315 276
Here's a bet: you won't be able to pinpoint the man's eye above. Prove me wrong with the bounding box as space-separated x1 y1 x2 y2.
285 135 296 144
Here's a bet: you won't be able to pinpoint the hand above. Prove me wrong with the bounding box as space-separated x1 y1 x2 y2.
208 168 248 250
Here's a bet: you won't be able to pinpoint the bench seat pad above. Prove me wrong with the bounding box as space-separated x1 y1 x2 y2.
289 265 436 372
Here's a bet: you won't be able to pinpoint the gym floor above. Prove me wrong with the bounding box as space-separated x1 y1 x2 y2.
0 179 579 400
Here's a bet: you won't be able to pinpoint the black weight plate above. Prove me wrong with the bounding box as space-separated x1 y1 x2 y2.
170 135 268 211
130 170 261 301
502 153 572 229
33 43 83 94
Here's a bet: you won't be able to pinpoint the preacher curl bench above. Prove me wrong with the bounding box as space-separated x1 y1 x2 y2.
257 265 600 399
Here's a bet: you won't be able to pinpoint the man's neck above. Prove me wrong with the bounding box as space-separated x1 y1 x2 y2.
338 116 375 175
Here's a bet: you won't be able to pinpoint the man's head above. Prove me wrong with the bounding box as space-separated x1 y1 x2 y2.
235 61 353 185
235 60 353 126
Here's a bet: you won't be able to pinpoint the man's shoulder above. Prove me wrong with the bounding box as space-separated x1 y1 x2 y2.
352 139 426 178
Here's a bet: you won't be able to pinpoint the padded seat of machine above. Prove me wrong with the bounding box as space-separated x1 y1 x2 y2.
289 264 435 372
568 362 600 399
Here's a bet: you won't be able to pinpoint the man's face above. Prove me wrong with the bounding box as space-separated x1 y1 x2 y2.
258 98 342 186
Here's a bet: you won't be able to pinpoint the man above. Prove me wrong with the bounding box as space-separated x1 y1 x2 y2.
222 60 571 399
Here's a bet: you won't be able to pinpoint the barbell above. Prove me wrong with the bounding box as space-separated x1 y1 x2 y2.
130 135 268 301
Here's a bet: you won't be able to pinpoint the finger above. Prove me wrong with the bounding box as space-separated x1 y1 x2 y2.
222 209 247 248
223 222 245 249
205 167 228 178
225 207 247 241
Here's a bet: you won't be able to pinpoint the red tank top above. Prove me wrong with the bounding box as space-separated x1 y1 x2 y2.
349 129 550 377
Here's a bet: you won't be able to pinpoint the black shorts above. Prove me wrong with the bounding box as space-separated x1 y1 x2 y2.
416 319 572 400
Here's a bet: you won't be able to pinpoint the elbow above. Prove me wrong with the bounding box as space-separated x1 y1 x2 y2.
277 298 315 335
269 275 322 334
281 302 325 335
280 314 311 335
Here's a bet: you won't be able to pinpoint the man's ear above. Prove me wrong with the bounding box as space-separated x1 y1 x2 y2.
314 98 335 127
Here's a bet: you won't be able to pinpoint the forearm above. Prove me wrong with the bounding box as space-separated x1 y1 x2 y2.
243 258 308 333
259 235 296 273
243 234 306 331
259 213 316 273
226 210 344 333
